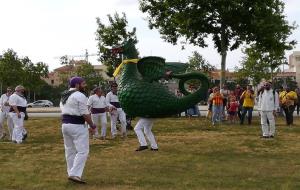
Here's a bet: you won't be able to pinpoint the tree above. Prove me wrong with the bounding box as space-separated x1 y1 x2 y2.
139 0 296 87
22 57 49 101
76 63 104 90
96 12 139 77
0 49 24 87
187 51 215 73
236 45 287 86
0 49 49 101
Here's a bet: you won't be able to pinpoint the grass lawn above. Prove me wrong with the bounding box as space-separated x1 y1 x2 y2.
1 116 300 190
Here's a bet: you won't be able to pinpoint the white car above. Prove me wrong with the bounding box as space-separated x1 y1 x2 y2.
27 100 53 108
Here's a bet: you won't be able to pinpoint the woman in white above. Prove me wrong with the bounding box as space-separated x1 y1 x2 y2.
87 87 108 139
9 85 27 144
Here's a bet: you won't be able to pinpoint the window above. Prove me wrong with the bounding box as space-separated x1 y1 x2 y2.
51 80 54 84
296 56 300 62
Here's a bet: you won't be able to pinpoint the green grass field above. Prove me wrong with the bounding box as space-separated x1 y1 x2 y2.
1 116 300 190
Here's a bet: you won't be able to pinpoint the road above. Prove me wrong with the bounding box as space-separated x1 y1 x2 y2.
27 106 290 118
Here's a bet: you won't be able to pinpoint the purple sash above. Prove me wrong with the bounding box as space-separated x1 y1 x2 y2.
62 115 85 124
91 108 106 114
110 102 121 108
9 106 27 113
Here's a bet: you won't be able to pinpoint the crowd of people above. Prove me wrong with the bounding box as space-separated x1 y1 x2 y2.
206 82 299 137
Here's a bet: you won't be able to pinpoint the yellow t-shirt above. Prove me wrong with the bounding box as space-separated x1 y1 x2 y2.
241 90 255 107
280 91 298 106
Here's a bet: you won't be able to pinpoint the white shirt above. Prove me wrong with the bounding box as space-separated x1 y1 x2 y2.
87 94 107 108
9 93 27 107
258 89 279 111
60 88 89 116
106 91 123 111
0 93 11 113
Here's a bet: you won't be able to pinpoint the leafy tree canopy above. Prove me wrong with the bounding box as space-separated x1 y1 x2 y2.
236 45 287 86
0 49 49 100
187 51 216 73
75 63 104 90
139 0 297 85
96 12 139 77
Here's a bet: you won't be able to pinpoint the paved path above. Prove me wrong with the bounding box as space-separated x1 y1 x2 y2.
27 106 300 118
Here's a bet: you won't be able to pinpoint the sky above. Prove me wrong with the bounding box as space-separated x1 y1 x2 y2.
0 0 299 71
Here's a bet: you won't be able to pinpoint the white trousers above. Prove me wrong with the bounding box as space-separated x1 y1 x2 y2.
110 109 126 136
260 111 276 137
134 118 158 149
62 124 89 178
0 111 14 140
9 112 26 143
91 113 107 137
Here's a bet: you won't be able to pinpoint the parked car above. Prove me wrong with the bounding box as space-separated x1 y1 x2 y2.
27 100 53 108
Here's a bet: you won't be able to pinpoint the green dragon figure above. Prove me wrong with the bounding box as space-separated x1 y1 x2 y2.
114 40 209 118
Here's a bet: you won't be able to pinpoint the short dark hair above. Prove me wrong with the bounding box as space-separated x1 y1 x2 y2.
111 83 118 87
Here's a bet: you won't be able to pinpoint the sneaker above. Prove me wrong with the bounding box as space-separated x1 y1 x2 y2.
261 136 269 139
100 136 106 140
269 135 274 138
22 133 28 141
135 146 148 151
68 176 86 184
150 148 158 151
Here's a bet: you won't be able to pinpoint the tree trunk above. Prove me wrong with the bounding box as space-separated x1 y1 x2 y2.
220 30 227 88
220 51 227 87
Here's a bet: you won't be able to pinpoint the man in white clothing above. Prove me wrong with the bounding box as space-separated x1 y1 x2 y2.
258 82 279 138
0 87 13 140
134 118 158 151
106 83 127 138
87 87 108 139
9 85 28 144
60 76 96 184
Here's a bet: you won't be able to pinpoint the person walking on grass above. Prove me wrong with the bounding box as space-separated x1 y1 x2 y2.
258 82 279 138
60 77 96 184
240 85 255 125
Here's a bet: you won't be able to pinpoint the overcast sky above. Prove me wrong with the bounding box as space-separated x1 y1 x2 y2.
0 0 299 71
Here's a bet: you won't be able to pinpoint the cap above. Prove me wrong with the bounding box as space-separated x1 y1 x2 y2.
69 77 84 88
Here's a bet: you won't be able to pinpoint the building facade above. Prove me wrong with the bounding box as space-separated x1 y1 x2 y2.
289 51 300 86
